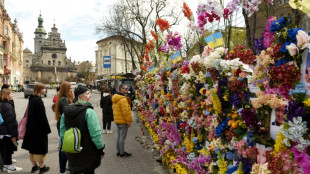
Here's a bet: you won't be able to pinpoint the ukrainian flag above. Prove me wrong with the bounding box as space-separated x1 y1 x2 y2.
204 32 224 49
170 51 182 63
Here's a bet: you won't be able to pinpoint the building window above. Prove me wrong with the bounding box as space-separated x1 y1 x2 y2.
48 61 51 65
279 0 288 5
26 64 28 67
58 61 61 66
4 25 8 35
26 60 29 63
53 60 55 65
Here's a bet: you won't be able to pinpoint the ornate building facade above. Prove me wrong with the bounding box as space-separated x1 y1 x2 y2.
23 13 76 83
0 0 24 86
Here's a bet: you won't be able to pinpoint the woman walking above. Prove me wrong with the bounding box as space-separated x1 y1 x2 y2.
21 83 51 173
100 88 114 134
0 89 22 172
55 81 73 174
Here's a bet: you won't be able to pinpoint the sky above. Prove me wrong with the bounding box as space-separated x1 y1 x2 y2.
5 0 199 63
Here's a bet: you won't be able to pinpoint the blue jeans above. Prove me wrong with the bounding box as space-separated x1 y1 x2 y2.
57 121 68 173
116 124 128 154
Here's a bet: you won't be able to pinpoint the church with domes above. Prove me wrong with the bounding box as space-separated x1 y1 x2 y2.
23 13 77 83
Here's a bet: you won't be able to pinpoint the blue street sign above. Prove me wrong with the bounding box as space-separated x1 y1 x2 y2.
103 56 111 68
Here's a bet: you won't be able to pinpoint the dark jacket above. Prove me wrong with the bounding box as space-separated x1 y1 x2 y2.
0 100 18 138
100 94 113 122
59 96 70 116
21 95 51 154
62 103 103 172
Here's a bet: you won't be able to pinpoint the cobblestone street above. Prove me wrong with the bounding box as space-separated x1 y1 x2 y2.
6 90 169 174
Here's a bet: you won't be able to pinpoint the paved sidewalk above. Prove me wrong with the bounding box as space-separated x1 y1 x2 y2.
96 110 169 174
9 91 169 174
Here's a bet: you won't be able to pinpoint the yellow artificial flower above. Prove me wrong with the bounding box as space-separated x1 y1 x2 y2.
303 98 310 106
211 90 222 116
273 132 288 156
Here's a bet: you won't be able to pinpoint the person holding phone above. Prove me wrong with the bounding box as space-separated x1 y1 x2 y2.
0 89 22 172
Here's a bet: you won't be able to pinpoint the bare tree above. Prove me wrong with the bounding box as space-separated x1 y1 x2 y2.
181 29 199 58
96 0 181 67
77 61 93 83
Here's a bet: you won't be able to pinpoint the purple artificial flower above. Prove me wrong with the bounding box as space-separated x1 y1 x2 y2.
263 16 275 48
284 100 307 121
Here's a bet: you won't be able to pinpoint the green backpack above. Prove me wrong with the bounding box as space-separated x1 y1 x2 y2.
62 127 83 153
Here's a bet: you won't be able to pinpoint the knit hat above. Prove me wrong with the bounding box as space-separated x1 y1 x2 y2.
74 86 89 101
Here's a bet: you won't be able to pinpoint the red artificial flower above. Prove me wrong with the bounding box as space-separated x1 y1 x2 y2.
151 30 158 40
139 55 144 63
182 2 192 21
225 45 255 65
145 55 150 62
156 18 170 31
223 8 230 19
269 63 301 88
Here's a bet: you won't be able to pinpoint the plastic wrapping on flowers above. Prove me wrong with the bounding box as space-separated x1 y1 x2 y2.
134 2 310 174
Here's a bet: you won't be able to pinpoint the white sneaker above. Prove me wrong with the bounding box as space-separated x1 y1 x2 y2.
102 130 106 134
3 165 22 173
108 130 113 134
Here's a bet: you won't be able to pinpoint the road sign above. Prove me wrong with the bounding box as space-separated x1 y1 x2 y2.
103 56 111 68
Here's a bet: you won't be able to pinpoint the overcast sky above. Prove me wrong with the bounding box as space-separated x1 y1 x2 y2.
5 0 198 63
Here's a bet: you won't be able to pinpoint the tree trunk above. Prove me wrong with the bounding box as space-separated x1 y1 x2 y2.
242 8 253 49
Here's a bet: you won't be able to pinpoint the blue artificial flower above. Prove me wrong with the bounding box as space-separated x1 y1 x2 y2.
196 142 203 150
280 41 293 54
204 110 210 116
214 148 220 154
192 137 198 144
246 131 255 147
237 77 244 81
270 16 287 32
289 82 306 96
181 146 186 152
227 165 238 174
226 151 234 160
206 72 211 78
287 28 303 42
275 57 290 67
215 119 230 137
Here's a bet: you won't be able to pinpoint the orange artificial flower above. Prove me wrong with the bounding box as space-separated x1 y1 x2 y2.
149 40 155 49
156 18 170 31
151 30 158 40
182 2 193 21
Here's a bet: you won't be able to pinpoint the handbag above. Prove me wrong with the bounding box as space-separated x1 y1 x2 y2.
18 104 29 139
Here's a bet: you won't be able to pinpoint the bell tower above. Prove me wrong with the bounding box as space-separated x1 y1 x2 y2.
34 12 47 54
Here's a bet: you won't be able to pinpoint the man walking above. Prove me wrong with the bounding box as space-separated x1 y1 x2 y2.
112 84 132 157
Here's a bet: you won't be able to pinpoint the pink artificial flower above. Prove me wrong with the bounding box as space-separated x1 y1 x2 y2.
202 46 214 58
296 30 309 49
264 83 290 99
263 16 275 48
291 146 310 174
239 72 247 78
286 43 299 56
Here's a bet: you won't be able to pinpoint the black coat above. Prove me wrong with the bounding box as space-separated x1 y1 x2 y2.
0 100 18 138
21 95 51 154
63 104 103 172
100 95 113 122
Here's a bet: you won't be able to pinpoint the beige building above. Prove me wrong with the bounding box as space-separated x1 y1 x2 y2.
0 0 24 86
95 36 139 79
23 13 76 83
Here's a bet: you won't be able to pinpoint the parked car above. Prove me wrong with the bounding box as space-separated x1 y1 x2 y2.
45 84 52 89
24 84 47 98
12 85 18 92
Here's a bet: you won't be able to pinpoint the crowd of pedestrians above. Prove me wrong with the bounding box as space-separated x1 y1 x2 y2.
0 81 134 173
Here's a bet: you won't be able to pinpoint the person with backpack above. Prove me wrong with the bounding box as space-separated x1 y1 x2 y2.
0 89 22 172
21 83 51 174
100 88 113 134
60 86 105 174
55 81 73 174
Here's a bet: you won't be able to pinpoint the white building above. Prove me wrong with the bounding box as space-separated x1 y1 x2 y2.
95 36 139 79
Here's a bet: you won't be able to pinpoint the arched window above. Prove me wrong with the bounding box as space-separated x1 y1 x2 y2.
26 60 29 63
58 61 61 66
48 60 51 65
